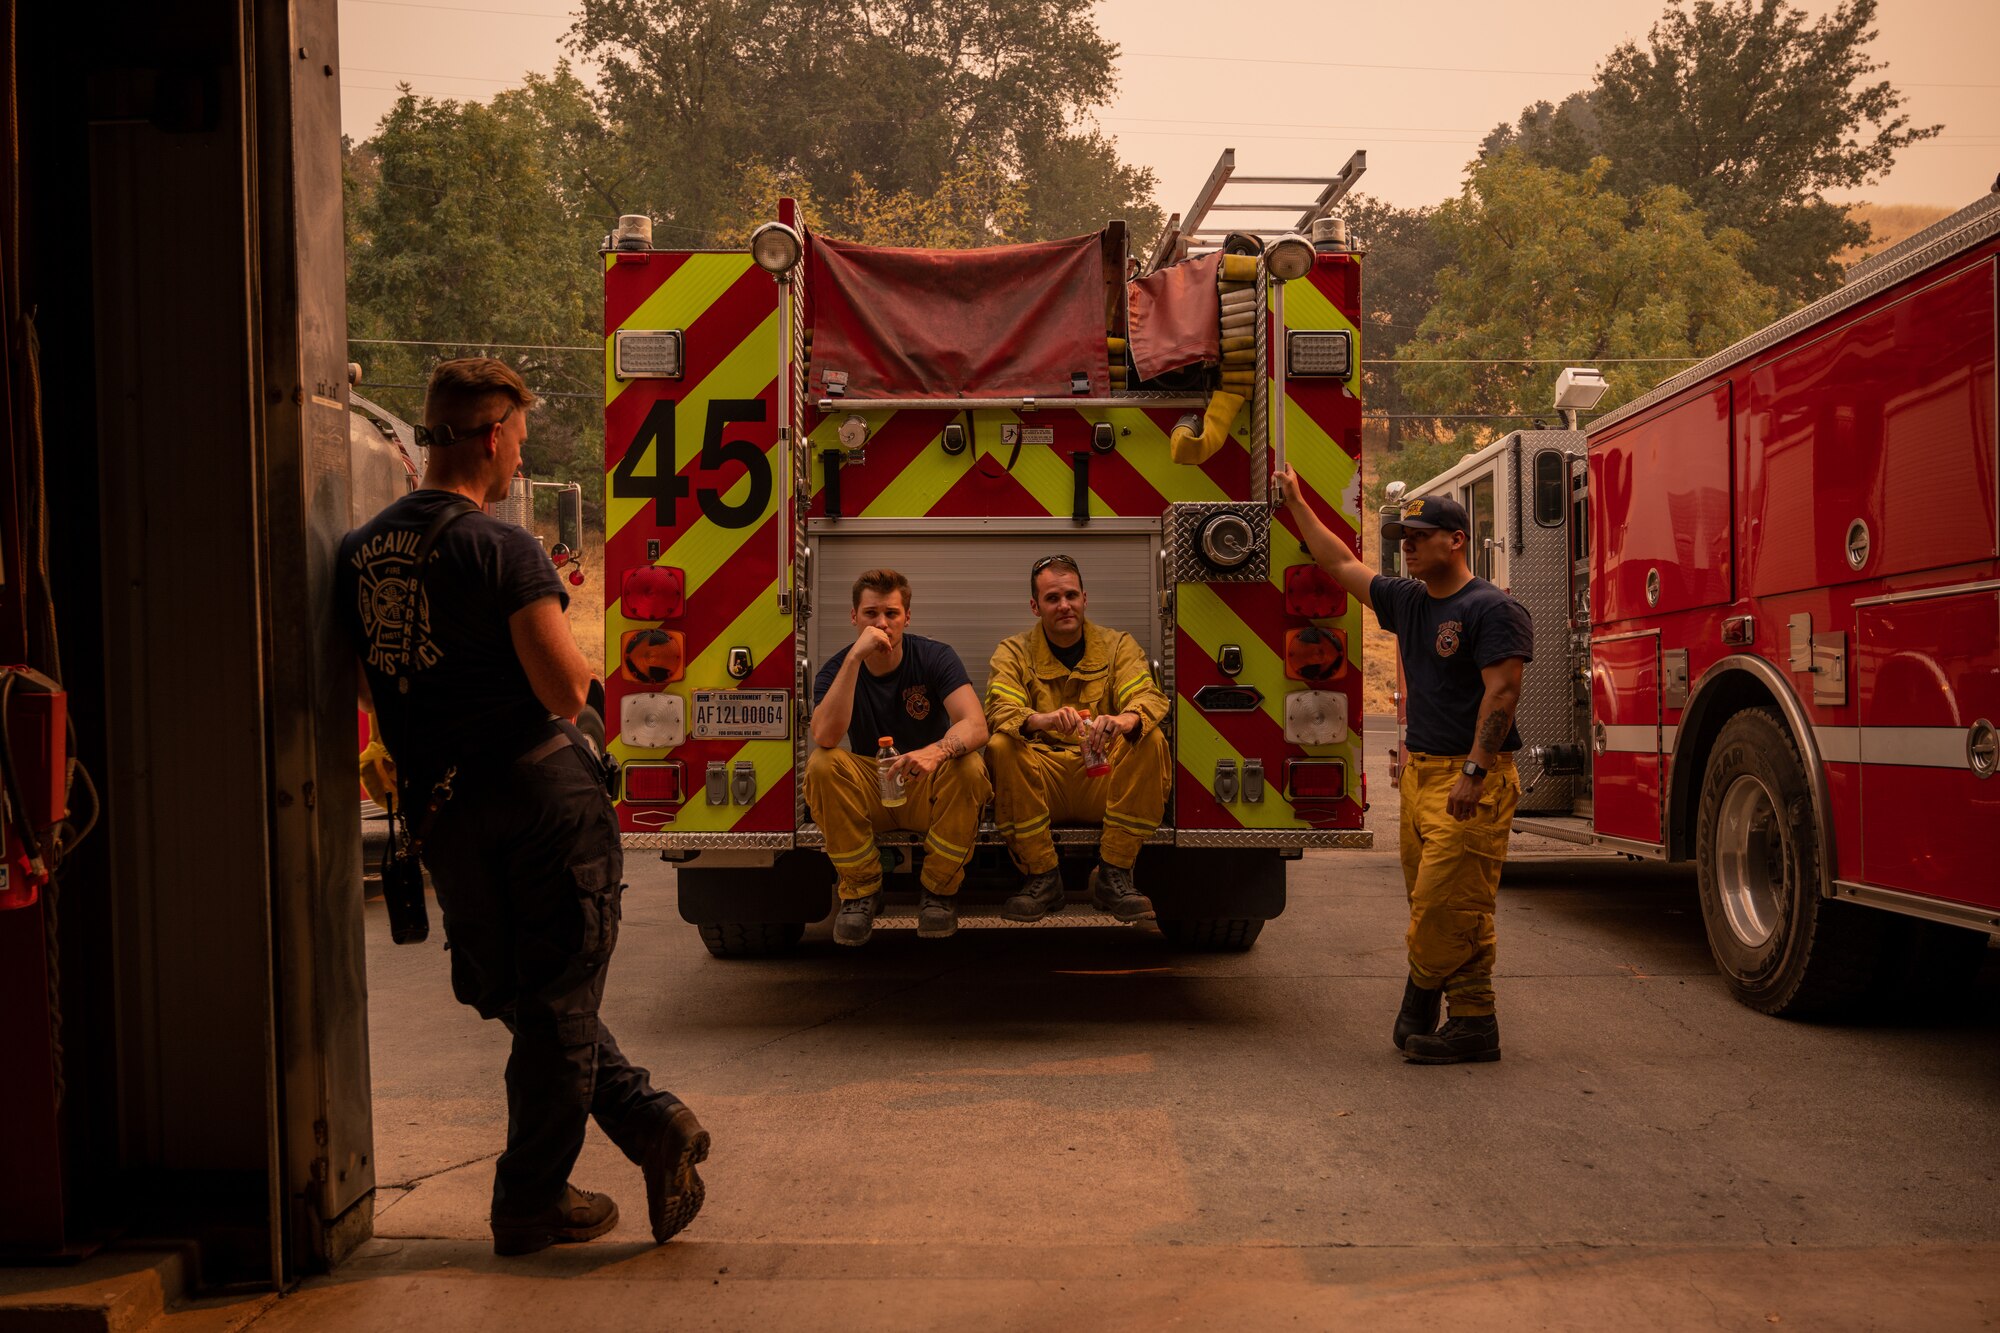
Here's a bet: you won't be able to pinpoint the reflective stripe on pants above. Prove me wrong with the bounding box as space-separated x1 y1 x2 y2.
803 746 992 899
987 727 1171 874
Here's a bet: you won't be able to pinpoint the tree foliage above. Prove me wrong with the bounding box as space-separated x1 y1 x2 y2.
1343 195 1447 447
345 68 610 501
564 0 1160 249
1397 153 1775 434
1482 0 1938 304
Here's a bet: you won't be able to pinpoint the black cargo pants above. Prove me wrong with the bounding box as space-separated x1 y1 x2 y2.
419 741 676 1220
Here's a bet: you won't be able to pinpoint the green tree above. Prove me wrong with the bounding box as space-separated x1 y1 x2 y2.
564 0 1156 247
1397 153 1775 433
1482 0 1939 304
1343 195 1447 448
344 70 611 504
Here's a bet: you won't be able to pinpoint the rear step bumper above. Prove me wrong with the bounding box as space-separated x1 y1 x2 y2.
628 824 1372 852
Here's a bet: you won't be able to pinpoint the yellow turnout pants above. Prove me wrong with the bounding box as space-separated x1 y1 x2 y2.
1398 752 1520 1017
803 746 991 899
987 727 1171 874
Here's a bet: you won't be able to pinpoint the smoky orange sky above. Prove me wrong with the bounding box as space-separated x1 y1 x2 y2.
337 0 2000 221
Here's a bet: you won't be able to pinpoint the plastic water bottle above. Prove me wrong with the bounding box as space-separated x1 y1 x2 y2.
876 736 907 807
1079 710 1112 779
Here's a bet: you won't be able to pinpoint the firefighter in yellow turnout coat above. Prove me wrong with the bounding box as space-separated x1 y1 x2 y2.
984 556 1171 923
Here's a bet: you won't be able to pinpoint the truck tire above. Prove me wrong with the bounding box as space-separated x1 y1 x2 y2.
1694 707 1882 1016
697 921 806 959
1158 917 1264 952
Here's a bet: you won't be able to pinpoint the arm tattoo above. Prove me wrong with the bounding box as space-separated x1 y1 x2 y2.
1476 708 1511 756
938 731 966 759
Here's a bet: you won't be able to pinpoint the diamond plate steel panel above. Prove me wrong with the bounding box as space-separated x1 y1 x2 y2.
1165 501 1271 584
1509 433 1588 813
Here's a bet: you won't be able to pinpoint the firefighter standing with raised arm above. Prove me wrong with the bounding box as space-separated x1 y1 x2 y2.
984 555 1170 924
1277 466 1532 1064
805 569 991 945
338 358 709 1255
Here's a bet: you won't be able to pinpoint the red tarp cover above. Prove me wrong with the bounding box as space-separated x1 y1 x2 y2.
1126 251 1221 382
808 233 1110 399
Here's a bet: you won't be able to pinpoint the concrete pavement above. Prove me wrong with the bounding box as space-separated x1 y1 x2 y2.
153 731 1999 1330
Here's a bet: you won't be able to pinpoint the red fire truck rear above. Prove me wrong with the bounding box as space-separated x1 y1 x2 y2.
1390 187 2000 1014
600 150 1378 956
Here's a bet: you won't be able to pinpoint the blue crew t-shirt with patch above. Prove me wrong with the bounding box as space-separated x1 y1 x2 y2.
813 632 971 754
1370 574 1534 757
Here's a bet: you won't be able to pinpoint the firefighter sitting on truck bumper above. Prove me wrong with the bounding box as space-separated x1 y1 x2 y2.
806 569 991 945
983 555 1170 925
1278 471 1533 1065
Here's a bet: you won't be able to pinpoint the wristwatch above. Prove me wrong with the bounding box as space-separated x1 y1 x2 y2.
1462 760 1488 780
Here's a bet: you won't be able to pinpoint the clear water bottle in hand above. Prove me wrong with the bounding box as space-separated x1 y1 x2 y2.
876 735 907 807
1079 710 1112 779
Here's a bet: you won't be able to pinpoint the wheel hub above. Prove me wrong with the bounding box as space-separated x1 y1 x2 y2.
1715 774 1786 949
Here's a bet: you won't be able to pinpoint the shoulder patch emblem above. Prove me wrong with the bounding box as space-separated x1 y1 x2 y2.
903 684 932 721
1435 619 1463 658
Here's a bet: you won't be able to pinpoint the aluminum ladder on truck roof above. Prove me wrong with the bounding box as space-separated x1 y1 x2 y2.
1145 147 1367 272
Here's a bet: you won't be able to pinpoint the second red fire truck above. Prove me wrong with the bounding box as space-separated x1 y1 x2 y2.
1391 188 2000 1015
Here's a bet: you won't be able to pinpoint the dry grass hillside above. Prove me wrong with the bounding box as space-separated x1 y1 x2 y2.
1838 202 1956 266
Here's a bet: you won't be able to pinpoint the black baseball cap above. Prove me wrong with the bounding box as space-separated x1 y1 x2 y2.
1382 494 1470 541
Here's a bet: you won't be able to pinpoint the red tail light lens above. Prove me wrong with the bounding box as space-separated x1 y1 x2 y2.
1285 760 1346 800
622 566 685 620
1283 563 1346 618
622 761 685 805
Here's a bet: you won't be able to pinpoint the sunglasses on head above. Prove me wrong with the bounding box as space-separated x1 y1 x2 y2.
1031 554 1080 577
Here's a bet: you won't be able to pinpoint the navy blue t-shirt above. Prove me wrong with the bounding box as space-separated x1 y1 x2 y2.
338 489 567 788
1370 574 1533 757
813 632 971 754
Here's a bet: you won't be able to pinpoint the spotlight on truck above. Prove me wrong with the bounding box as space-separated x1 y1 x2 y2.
749 222 803 278
1263 233 1315 282
1552 366 1608 413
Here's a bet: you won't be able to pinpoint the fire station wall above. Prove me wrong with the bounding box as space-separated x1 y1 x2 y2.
1589 383 1734 625
1738 259 1998 597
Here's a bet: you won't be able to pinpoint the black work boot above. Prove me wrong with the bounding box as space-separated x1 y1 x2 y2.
1401 1014 1501 1065
1089 862 1154 923
1002 869 1065 922
641 1102 710 1244
917 889 958 938
491 1184 620 1256
833 891 881 947
1392 977 1443 1052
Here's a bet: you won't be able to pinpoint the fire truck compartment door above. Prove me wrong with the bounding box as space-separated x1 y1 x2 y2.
1588 384 1733 625
807 233 1113 400
1742 258 1997 597
1589 632 1662 844
806 522 1161 701
1854 587 2000 910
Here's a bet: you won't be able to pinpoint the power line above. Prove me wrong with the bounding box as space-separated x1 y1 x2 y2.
346 65 521 84
1374 357 1700 365
360 380 600 401
341 0 569 17
1123 48 2000 90
352 336 599 351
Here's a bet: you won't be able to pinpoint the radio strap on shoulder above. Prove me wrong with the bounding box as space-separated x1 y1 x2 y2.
398 496 481 674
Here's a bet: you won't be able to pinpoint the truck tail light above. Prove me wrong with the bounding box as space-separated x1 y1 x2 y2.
1283 563 1346 618
622 566 684 620
1285 759 1346 800
612 329 684 380
620 692 685 749
1284 627 1347 682
620 629 685 684
622 761 685 805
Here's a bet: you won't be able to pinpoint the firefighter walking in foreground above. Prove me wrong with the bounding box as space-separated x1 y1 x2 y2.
1277 468 1532 1063
984 555 1169 923
339 359 709 1253
806 569 991 944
